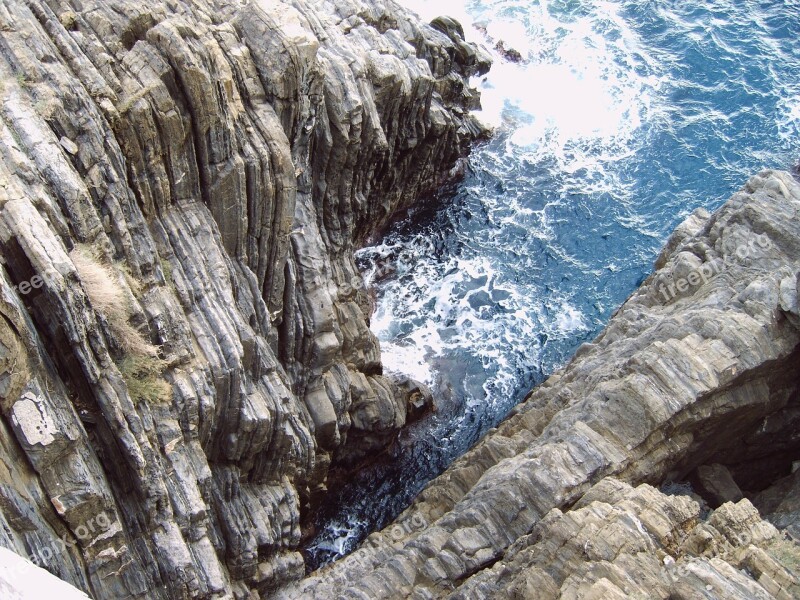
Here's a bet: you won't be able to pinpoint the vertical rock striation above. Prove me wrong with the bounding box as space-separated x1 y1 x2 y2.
0 0 489 597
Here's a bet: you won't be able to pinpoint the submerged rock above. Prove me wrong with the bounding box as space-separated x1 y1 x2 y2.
282 170 800 598
0 0 489 597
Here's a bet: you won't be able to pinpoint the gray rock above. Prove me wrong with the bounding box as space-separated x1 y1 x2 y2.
2 0 798 597
753 468 800 540
0 0 489 597
281 170 800 598
693 464 744 508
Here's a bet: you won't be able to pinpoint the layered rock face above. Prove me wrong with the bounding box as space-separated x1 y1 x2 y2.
282 170 800 598
0 0 488 597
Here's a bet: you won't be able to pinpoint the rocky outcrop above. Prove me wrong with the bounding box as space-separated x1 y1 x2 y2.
3 0 799 597
281 170 800 598
446 479 799 600
0 0 489 597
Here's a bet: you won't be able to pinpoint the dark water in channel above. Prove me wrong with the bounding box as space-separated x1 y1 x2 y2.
305 0 800 568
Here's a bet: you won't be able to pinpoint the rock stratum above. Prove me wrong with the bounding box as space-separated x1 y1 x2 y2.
1 0 799 599
281 170 800 599
0 0 489 597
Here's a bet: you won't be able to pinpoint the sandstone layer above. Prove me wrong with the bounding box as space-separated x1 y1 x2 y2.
281 170 800 599
0 0 489 597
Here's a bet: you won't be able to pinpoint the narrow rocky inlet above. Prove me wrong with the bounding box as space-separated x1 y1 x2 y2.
284 169 800 599
0 0 798 599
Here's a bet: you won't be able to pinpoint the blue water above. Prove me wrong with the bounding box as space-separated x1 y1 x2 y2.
305 0 800 567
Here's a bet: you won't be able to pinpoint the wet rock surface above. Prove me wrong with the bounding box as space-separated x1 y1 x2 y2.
282 170 800 598
0 0 487 597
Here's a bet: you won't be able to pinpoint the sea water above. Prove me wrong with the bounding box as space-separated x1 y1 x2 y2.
305 0 800 568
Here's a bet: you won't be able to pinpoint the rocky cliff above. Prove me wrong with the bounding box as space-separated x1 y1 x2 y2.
0 0 489 597
281 170 800 599
3 0 800 598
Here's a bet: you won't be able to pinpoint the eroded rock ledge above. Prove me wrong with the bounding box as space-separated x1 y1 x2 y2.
282 170 800 599
0 0 489 597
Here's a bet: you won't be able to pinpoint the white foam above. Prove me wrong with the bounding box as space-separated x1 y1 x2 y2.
379 340 435 385
307 514 368 559
377 0 658 412
778 96 800 142
553 303 586 336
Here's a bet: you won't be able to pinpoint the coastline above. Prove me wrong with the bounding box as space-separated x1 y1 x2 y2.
279 170 800 598
0 0 798 598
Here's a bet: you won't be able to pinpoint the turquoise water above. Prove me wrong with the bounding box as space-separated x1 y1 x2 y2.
305 0 800 567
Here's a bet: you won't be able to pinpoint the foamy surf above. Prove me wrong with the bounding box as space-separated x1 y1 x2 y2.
369 0 657 412
305 0 800 570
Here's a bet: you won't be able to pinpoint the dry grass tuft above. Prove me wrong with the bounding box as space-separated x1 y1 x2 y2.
70 245 170 404
118 355 172 404
70 246 126 320
70 245 156 357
